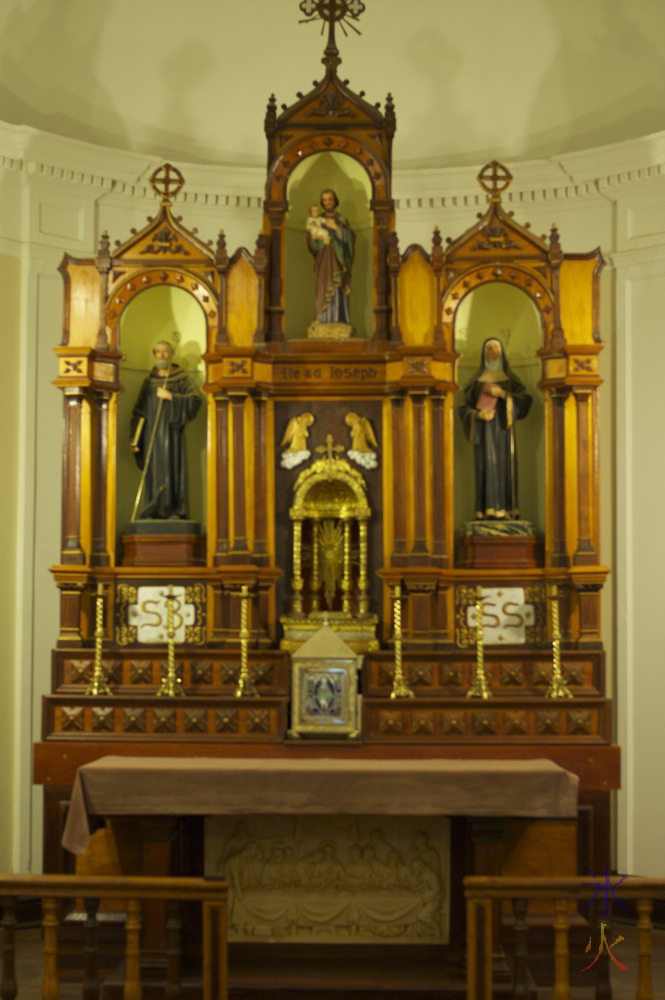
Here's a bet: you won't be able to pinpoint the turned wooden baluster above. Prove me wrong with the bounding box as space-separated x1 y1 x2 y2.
165 900 182 1000
466 898 492 1000
203 900 228 1000
591 899 611 1000
41 897 59 1000
511 897 529 1000
124 899 142 1000
552 898 570 1000
636 898 654 1000
82 897 100 1000
0 896 17 1000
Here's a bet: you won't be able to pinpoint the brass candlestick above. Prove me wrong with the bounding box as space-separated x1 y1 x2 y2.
467 586 492 699
390 584 414 699
546 584 572 699
157 586 184 697
85 582 113 696
235 585 258 698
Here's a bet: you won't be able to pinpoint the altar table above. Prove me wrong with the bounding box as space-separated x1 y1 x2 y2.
62 755 578 856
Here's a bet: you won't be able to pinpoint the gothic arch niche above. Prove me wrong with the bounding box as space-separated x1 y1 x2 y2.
285 151 373 339
454 282 544 532
116 285 207 532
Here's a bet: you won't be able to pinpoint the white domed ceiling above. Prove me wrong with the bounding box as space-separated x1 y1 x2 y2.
1 0 665 169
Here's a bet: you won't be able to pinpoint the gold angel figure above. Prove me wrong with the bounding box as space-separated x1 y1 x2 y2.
280 412 315 469
345 412 378 470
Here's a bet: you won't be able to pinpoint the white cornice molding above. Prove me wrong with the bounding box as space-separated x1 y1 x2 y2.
0 122 265 207
610 244 665 271
3 119 665 210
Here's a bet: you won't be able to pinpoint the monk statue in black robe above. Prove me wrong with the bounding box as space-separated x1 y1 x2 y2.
130 340 202 519
459 338 532 520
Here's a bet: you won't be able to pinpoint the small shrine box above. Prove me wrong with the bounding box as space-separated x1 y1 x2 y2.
289 625 362 739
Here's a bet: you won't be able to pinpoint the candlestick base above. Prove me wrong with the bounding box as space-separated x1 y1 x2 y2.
466 673 492 699
157 668 185 697
546 677 573 699
390 676 414 699
235 676 259 698
85 675 113 697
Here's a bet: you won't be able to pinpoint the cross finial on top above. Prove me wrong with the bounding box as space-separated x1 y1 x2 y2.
477 161 513 203
315 433 345 461
299 0 365 72
149 163 185 204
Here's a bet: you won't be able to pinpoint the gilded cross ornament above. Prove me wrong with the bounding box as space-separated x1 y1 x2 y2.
477 161 513 202
149 163 185 203
315 433 345 461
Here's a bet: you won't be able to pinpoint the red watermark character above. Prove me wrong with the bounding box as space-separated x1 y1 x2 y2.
580 922 627 973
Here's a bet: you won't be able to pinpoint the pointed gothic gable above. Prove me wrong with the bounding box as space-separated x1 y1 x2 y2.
444 163 549 264
111 199 216 268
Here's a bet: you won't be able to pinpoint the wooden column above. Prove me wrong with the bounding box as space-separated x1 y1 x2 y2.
573 388 598 565
552 898 571 1000
387 231 401 341
391 394 408 563
265 202 285 341
431 228 445 345
41 898 59 1000
229 394 250 558
409 392 429 561
214 231 229 348
83 897 101 1000
253 394 268 563
253 233 268 344
372 200 393 340
124 899 142 1000
550 388 570 568
61 389 86 565
90 390 110 567
431 394 448 565
214 396 230 565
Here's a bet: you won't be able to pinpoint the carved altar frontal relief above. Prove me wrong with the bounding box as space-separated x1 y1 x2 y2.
205 815 450 944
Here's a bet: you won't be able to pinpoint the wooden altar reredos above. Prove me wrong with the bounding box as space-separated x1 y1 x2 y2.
37 2 616 895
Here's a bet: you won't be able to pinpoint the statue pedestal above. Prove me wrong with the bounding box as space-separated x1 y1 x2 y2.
455 520 542 569
121 520 204 567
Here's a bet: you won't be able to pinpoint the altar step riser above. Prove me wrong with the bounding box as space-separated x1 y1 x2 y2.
51 649 606 698
362 697 611 742
41 694 611 743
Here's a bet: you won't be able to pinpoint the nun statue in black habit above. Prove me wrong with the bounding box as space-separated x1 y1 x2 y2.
459 338 532 520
